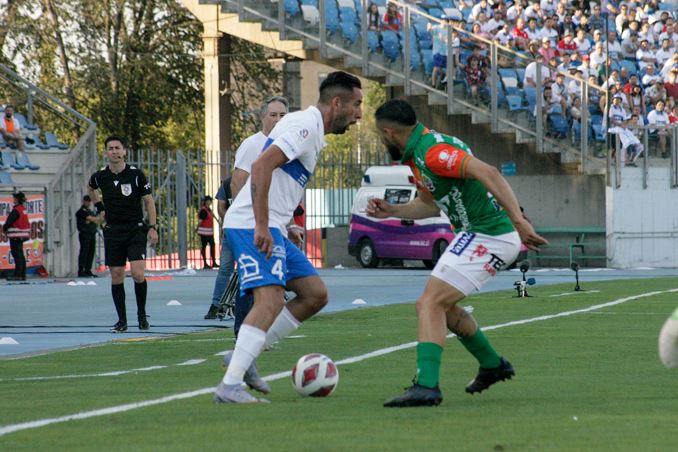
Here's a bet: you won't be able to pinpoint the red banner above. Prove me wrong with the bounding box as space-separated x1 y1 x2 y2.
0 194 45 270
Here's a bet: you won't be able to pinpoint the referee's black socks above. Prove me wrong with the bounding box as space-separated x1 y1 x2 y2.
135 280 148 317
111 283 127 323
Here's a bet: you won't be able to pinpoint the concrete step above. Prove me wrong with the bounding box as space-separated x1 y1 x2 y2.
515 130 536 144
471 110 491 125
428 91 447 106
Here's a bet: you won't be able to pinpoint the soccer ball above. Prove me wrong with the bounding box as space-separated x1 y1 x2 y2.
291 353 339 397
658 307 678 369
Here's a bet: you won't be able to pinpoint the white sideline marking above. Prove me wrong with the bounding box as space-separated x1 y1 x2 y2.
177 359 206 366
1 288 676 437
550 290 601 298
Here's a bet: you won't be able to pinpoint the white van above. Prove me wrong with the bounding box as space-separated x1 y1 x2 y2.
348 166 454 268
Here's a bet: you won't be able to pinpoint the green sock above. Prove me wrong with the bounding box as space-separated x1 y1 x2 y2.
416 342 443 388
458 328 501 369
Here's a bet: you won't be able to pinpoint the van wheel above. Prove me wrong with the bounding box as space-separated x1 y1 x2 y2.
358 239 379 268
423 239 448 269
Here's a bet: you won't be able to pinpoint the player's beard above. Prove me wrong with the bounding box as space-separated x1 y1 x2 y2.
386 144 403 162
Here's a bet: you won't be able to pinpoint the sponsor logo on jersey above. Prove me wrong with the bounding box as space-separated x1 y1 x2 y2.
422 175 435 192
450 232 476 256
121 183 132 196
299 129 309 139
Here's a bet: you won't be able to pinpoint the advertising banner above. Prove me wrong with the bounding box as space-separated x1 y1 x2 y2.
0 194 45 270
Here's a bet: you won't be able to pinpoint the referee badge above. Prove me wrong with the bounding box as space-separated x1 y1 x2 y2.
121 183 132 196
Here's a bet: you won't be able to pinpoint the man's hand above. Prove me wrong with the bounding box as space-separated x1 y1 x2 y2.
147 228 159 246
254 224 274 258
366 198 396 218
514 218 548 251
287 225 304 249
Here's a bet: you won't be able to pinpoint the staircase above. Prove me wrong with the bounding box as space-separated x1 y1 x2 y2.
0 64 97 277
183 0 607 175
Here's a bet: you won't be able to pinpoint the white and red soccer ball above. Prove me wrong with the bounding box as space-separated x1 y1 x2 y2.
659 306 678 369
291 353 339 397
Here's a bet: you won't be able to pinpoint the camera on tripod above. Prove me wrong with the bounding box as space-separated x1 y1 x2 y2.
514 260 535 298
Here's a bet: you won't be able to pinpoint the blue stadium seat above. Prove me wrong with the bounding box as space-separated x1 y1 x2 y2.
325 7 340 34
285 0 301 16
1 150 24 170
16 152 40 170
591 124 606 142
340 20 359 43
515 68 526 86
382 30 401 62
339 6 357 24
367 31 380 53
548 114 569 138
506 94 525 112
45 132 69 150
300 0 318 6
13 112 38 131
0 170 14 185
498 68 517 80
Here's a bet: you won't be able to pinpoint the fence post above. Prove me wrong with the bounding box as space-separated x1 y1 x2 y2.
404 7 411 96
580 82 589 173
319 0 326 58
446 24 454 115
361 0 369 75
490 43 498 132
278 0 286 40
176 152 188 268
535 61 543 154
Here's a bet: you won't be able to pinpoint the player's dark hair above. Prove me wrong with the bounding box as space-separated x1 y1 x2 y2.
104 135 126 148
374 99 417 127
5 104 14 110
203 195 213 203
83 195 91 201
13 192 26 204
318 71 362 104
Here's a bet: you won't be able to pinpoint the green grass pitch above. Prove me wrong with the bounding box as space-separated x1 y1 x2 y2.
1 278 677 451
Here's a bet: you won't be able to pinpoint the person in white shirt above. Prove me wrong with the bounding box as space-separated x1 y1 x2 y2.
642 64 663 87
655 38 675 67
647 99 671 157
538 17 558 43
638 21 656 47
523 60 552 87
606 31 623 60
636 38 657 65
204 96 289 321
506 2 525 22
470 0 492 22
661 53 678 80
524 1 543 22
213 71 363 404
540 0 557 16
589 42 608 72
574 28 591 56
484 11 506 34
577 55 591 79
525 17 541 41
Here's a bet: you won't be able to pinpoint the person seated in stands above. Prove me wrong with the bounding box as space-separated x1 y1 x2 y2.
525 17 541 42
655 38 674 67
511 17 529 50
645 80 667 110
587 4 605 31
661 53 678 81
485 10 506 35
382 2 402 32
589 43 608 73
506 1 524 23
619 66 631 85
623 73 641 94
470 0 492 23
614 3 630 35
642 63 663 88
627 83 647 116
0 105 26 153
658 22 678 50
465 53 487 105
606 94 633 158
621 32 640 59
591 28 604 48
557 30 577 56
536 84 562 136
559 14 576 36
551 72 569 113
524 1 543 22
367 3 381 31
665 69 678 101
523 58 552 87
573 28 591 56
669 105 678 124
538 17 559 44
647 99 671 158
606 31 623 60
538 36 558 63
577 54 591 79
636 38 657 66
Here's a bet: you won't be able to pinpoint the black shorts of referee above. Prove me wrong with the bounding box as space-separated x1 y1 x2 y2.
103 222 148 267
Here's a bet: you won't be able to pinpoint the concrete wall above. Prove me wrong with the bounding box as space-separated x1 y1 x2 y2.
607 168 678 268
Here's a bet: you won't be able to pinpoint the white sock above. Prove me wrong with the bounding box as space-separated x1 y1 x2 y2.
264 307 301 349
222 325 266 385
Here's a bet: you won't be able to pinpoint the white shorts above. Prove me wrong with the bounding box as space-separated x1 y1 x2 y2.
431 231 521 296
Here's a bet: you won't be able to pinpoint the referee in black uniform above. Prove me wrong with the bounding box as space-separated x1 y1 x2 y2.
88 135 159 333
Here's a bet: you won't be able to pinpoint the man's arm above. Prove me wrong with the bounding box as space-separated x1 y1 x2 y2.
366 189 441 220
2 209 19 232
464 158 547 250
142 194 159 245
230 168 250 199
251 145 289 258
87 186 106 224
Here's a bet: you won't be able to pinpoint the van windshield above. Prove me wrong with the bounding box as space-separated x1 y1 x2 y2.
385 189 411 204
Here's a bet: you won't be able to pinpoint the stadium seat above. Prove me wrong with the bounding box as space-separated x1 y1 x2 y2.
591 124 606 142
421 49 434 75
337 0 353 8
382 30 401 62
339 6 357 24
0 170 14 185
1 150 24 170
340 20 359 43
45 132 69 150
501 76 521 96
498 68 518 80
325 7 340 34
620 60 637 76
16 152 40 170
548 114 569 138
284 0 301 16
506 94 526 112
367 31 380 53
12 112 38 131
515 68 526 86
300 0 319 6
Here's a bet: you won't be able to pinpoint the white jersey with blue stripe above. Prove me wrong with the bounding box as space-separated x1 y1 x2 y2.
224 105 326 231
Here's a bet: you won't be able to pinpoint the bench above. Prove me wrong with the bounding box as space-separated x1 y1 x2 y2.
533 227 606 266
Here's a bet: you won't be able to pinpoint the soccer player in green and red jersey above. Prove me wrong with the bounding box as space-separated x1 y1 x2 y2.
368 99 548 407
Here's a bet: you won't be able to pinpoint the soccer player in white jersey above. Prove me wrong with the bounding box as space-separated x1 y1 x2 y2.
214 71 363 404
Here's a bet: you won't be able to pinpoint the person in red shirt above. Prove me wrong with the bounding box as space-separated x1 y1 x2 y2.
383 2 402 32
669 106 678 124
557 30 578 56
511 17 529 50
665 69 678 101
197 195 218 269
2 192 30 281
